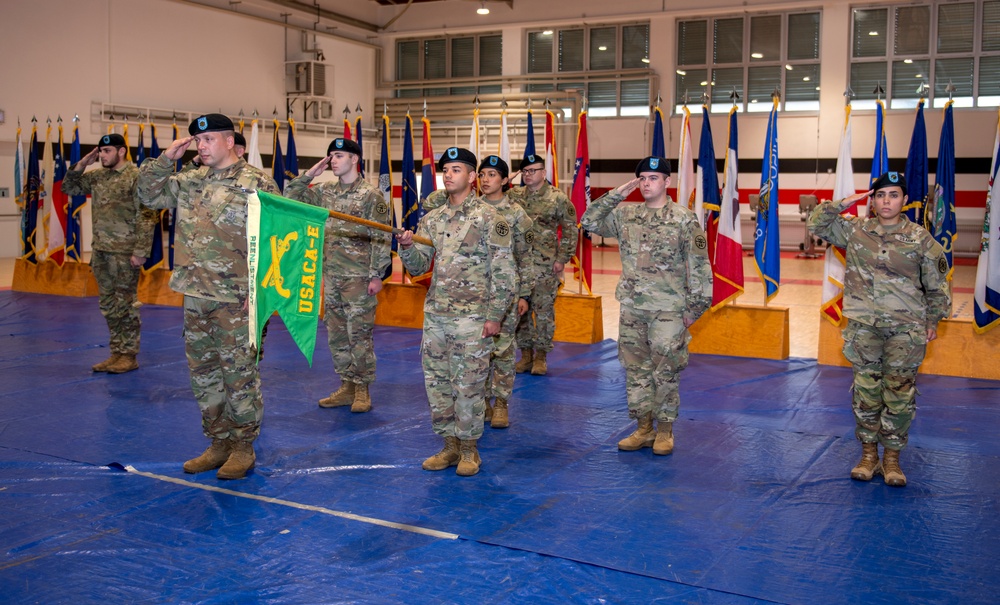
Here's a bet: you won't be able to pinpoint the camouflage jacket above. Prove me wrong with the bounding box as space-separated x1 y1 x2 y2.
62 162 157 257
508 182 578 267
582 192 712 320
808 200 951 329
285 174 391 280
399 192 516 322
137 156 279 303
480 194 536 300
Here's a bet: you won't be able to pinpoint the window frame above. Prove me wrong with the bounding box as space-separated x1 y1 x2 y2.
395 32 503 98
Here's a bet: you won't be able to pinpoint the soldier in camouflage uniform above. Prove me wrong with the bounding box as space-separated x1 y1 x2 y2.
397 147 516 477
63 133 158 374
138 114 280 480
808 172 951 487
581 157 712 456
477 155 535 429
285 138 391 413
508 154 577 376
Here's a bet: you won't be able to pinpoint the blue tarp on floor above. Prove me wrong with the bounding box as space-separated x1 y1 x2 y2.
0 291 998 604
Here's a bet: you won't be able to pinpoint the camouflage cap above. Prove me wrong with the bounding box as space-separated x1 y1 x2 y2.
438 147 477 171
97 133 126 149
635 156 671 177
188 113 234 135
479 155 509 178
327 137 362 156
871 171 907 196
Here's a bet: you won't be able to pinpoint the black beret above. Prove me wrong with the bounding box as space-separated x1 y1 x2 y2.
188 113 235 135
871 171 907 196
478 155 509 178
635 156 671 177
521 154 545 169
327 138 362 156
98 133 126 149
233 132 246 148
438 147 477 171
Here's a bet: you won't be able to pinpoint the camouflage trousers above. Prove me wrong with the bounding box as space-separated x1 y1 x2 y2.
487 302 521 400
183 296 262 443
617 305 691 422
515 269 559 352
842 320 925 450
323 276 378 385
422 313 493 441
91 250 141 355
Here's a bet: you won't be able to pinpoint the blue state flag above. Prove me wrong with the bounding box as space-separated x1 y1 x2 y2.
929 101 957 280
697 106 721 260
284 119 299 181
903 99 928 224
401 114 421 233
66 123 87 261
870 100 889 188
522 109 536 166
379 114 395 280
355 115 365 177
651 105 666 158
755 98 781 301
974 108 1000 333
22 125 40 262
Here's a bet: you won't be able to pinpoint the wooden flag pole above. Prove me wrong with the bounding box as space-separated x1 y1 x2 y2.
326 208 433 247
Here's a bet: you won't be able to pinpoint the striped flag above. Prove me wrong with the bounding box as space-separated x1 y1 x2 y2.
711 106 743 309
755 97 781 301
545 109 558 187
47 124 68 266
974 108 1000 334
928 101 957 280
651 105 666 158
903 99 928 224
677 106 696 211
820 105 856 326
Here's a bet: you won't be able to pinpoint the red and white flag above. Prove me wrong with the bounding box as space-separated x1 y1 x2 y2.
711 107 744 309
821 105 856 326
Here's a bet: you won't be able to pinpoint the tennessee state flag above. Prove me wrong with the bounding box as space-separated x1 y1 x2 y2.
711 106 743 310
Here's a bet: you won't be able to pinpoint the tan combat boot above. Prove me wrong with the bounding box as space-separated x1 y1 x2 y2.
106 354 138 374
618 413 655 451
653 420 674 455
183 439 231 474
491 397 509 429
217 441 256 480
881 448 907 487
484 397 494 422
422 436 460 471
530 350 548 375
92 353 120 372
319 381 355 408
850 442 880 482
456 440 481 476
514 349 533 374
351 384 372 413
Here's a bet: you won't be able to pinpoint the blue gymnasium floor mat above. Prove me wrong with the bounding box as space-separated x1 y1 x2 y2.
0 290 998 604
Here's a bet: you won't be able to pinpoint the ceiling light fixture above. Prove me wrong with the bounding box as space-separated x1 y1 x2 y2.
598 45 607 51
542 30 553 35
477 2 489 15
751 52 763 59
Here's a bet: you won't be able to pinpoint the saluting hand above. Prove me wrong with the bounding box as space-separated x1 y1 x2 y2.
163 136 194 161
615 177 641 198
305 156 331 178
839 190 873 210
75 147 100 170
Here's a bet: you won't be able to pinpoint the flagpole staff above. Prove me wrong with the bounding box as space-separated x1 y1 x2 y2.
324 208 433 247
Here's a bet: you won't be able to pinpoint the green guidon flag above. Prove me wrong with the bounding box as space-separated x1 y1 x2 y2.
247 191 329 365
